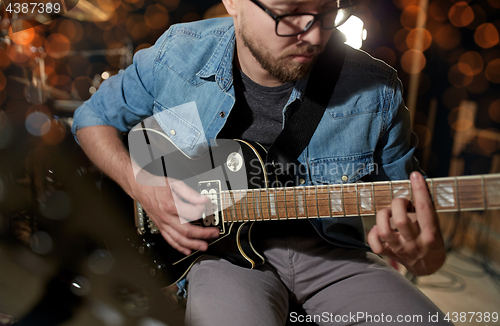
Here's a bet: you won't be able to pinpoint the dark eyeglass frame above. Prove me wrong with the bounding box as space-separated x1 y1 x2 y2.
250 0 355 37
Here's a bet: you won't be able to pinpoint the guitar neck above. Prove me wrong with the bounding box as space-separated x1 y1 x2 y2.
220 174 500 222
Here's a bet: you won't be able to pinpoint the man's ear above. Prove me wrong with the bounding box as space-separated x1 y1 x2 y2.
221 0 237 16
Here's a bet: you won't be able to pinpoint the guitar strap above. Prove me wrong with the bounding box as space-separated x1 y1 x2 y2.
266 30 347 177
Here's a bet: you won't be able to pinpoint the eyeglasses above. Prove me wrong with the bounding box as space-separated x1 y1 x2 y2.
250 0 355 37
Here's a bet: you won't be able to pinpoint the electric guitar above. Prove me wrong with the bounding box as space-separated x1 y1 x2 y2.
111 124 500 288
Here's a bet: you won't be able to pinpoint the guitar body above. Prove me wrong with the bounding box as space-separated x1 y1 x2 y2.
113 127 277 287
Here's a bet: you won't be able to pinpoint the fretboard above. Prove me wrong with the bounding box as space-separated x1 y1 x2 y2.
218 174 500 222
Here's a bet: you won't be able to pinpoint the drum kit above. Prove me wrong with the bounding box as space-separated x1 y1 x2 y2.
1 0 131 114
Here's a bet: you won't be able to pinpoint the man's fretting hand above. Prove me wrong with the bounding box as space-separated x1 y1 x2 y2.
367 171 446 276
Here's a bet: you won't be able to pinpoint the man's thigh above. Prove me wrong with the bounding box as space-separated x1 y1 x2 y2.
300 252 452 326
185 256 289 326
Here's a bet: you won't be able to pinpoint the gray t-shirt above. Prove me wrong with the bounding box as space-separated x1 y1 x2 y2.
217 69 295 148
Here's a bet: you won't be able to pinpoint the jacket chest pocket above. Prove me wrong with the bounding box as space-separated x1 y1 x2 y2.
309 152 374 184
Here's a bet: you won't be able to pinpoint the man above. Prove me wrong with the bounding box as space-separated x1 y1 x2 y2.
72 0 451 325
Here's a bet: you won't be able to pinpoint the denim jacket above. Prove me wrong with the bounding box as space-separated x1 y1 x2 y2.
72 17 420 252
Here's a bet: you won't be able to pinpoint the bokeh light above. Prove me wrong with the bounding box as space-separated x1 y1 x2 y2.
394 28 410 52
9 24 36 46
145 4 170 30
6 44 33 65
485 59 500 83
70 276 91 296
448 64 474 88
401 49 426 74
467 5 487 30
30 231 53 254
488 0 500 9
96 0 121 11
458 51 484 76
466 72 490 94
41 119 67 145
474 23 499 48
57 19 85 44
45 34 71 59
25 111 51 136
477 129 500 154
489 99 500 123
406 28 432 51
126 14 151 42
448 2 474 28
400 6 425 30
434 24 462 50
448 106 475 132
88 249 114 275
429 1 448 22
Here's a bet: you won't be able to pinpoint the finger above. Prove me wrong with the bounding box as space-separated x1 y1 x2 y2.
169 179 210 204
367 225 392 256
165 224 218 254
410 172 439 234
161 228 192 256
375 207 400 248
172 221 220 240
170 191 208 221
391 197 419 241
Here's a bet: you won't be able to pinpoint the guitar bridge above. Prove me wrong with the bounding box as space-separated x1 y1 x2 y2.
134 201 159 235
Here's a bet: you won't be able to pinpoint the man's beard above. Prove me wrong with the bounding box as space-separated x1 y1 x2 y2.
239 26 322 83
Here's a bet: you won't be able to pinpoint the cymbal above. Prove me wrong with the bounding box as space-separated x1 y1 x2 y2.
64 0 113 22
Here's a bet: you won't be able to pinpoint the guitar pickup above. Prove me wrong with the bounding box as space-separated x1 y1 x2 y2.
199 180 225 232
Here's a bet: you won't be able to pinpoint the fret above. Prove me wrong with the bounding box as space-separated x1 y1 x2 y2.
341 185 346 217
246 190 252 221
293 187 299 219
282 188 289 219
228 193 234 222
272 188 278 220
239 190 246 222
266 190 271 220
454 177 460 211
389 181 393 202
301 187 309 217
223 192 231 222
315 185 320 217
275 188 281 220
355 183 360 216
409 180 413 203
429 178 435 203
481 175 486 210
371 182 376 214
327 184 333 217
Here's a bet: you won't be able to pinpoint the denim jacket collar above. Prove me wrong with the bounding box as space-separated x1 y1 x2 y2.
196 25 236 92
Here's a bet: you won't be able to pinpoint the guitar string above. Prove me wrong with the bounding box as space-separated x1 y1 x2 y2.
214 183 499 221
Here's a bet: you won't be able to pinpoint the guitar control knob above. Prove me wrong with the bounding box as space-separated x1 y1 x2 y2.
138 244 151 255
